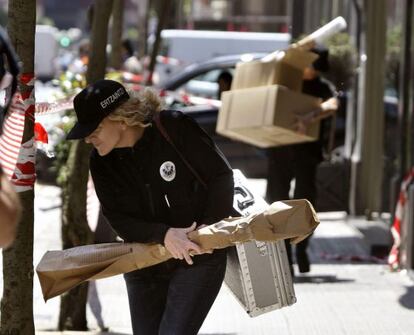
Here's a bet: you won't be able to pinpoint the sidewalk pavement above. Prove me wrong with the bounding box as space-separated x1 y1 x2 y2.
2 182 414 334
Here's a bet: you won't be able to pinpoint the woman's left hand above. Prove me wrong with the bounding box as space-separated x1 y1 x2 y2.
164 222 202 265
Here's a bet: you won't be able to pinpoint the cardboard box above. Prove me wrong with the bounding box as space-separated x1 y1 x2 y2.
231 48 318 92
216 85 322 148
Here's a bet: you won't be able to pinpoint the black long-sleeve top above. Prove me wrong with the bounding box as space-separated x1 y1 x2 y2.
90 110 234 244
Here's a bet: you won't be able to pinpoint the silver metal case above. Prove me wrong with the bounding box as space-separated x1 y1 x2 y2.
224 170 296 317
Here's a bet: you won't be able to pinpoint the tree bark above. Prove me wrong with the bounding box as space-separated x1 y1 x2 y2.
58 140 93 331
110 0 124 70
137 0 149 58
1 0 36 334
87 0 114 84
58 0 113 330
146 0 172 85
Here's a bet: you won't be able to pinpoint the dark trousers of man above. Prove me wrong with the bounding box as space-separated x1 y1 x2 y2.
266 143 322 273
124 249 227 335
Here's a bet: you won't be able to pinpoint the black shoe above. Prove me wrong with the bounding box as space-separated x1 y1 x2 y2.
297 251 310 273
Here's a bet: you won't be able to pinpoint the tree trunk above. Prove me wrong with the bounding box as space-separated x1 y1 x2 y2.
1 1 36 334
146 0 172 85
137 0 149 58
87 0 114 85
58 0 113 330
58 141 93 331
110 0 124 70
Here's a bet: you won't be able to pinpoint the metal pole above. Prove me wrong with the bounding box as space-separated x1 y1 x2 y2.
400 0 413 173
389 0 413 218
407 183 414 270
345 0 362 160
350 0 386 216
290 0 306 40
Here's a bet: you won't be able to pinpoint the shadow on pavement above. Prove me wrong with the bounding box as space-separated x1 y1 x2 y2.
399 285 414 310
38 330 130 335
309 235 388 265
293 274 354 284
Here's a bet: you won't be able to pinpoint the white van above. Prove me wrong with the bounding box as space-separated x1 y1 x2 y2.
35 25 59 81
155 29 290 82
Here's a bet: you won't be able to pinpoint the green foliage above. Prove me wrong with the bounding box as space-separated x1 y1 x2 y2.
182 0 193 16
53 71 86 95
0 8 7 26
126 27 139 41
324 33 357 92
36 16 55 26
54 116 75 186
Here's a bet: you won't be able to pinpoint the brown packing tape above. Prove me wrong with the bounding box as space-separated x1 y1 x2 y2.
36 199 319 301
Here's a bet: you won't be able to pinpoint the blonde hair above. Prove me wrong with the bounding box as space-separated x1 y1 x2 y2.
108 87 164 127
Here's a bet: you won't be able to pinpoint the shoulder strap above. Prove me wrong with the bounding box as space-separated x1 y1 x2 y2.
153 112 208 190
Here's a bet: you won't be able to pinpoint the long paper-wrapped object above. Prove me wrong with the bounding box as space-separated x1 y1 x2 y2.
296 16 347 48
37 199 319 301
262 16 347 62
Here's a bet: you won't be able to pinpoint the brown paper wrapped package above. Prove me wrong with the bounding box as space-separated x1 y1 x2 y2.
36 199 319 301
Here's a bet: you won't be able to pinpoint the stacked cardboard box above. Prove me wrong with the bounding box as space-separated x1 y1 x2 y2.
216 46 323 148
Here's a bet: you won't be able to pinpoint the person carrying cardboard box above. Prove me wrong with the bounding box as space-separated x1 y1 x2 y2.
217 17 347 149
265 46 339 275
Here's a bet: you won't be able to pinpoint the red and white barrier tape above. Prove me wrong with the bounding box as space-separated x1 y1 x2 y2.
388 167 414 270
0 73 36 191
35 95 75 115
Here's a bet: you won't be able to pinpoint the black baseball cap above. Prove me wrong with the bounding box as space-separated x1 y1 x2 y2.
66 79 129 140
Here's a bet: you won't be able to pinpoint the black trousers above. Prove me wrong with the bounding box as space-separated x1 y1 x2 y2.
265 143 322 267
124 249 227 335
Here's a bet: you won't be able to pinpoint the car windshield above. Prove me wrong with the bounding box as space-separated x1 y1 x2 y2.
175 67 235 99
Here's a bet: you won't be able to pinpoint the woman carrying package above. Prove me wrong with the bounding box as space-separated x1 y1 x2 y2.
66 79 234 335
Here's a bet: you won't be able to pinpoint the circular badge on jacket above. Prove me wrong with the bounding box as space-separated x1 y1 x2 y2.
160 161 176 182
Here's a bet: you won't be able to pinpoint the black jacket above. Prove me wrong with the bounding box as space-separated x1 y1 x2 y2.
90 110 234 244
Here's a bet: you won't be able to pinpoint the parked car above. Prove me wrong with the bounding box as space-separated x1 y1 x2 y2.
159 53 266 98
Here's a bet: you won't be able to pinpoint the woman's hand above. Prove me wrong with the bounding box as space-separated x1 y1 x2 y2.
164 222 202 265
294 107 319 134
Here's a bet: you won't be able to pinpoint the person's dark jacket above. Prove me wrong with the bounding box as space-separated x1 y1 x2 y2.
90 110 234 244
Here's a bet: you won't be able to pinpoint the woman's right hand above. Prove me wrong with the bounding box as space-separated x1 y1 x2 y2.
164 222 202 265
